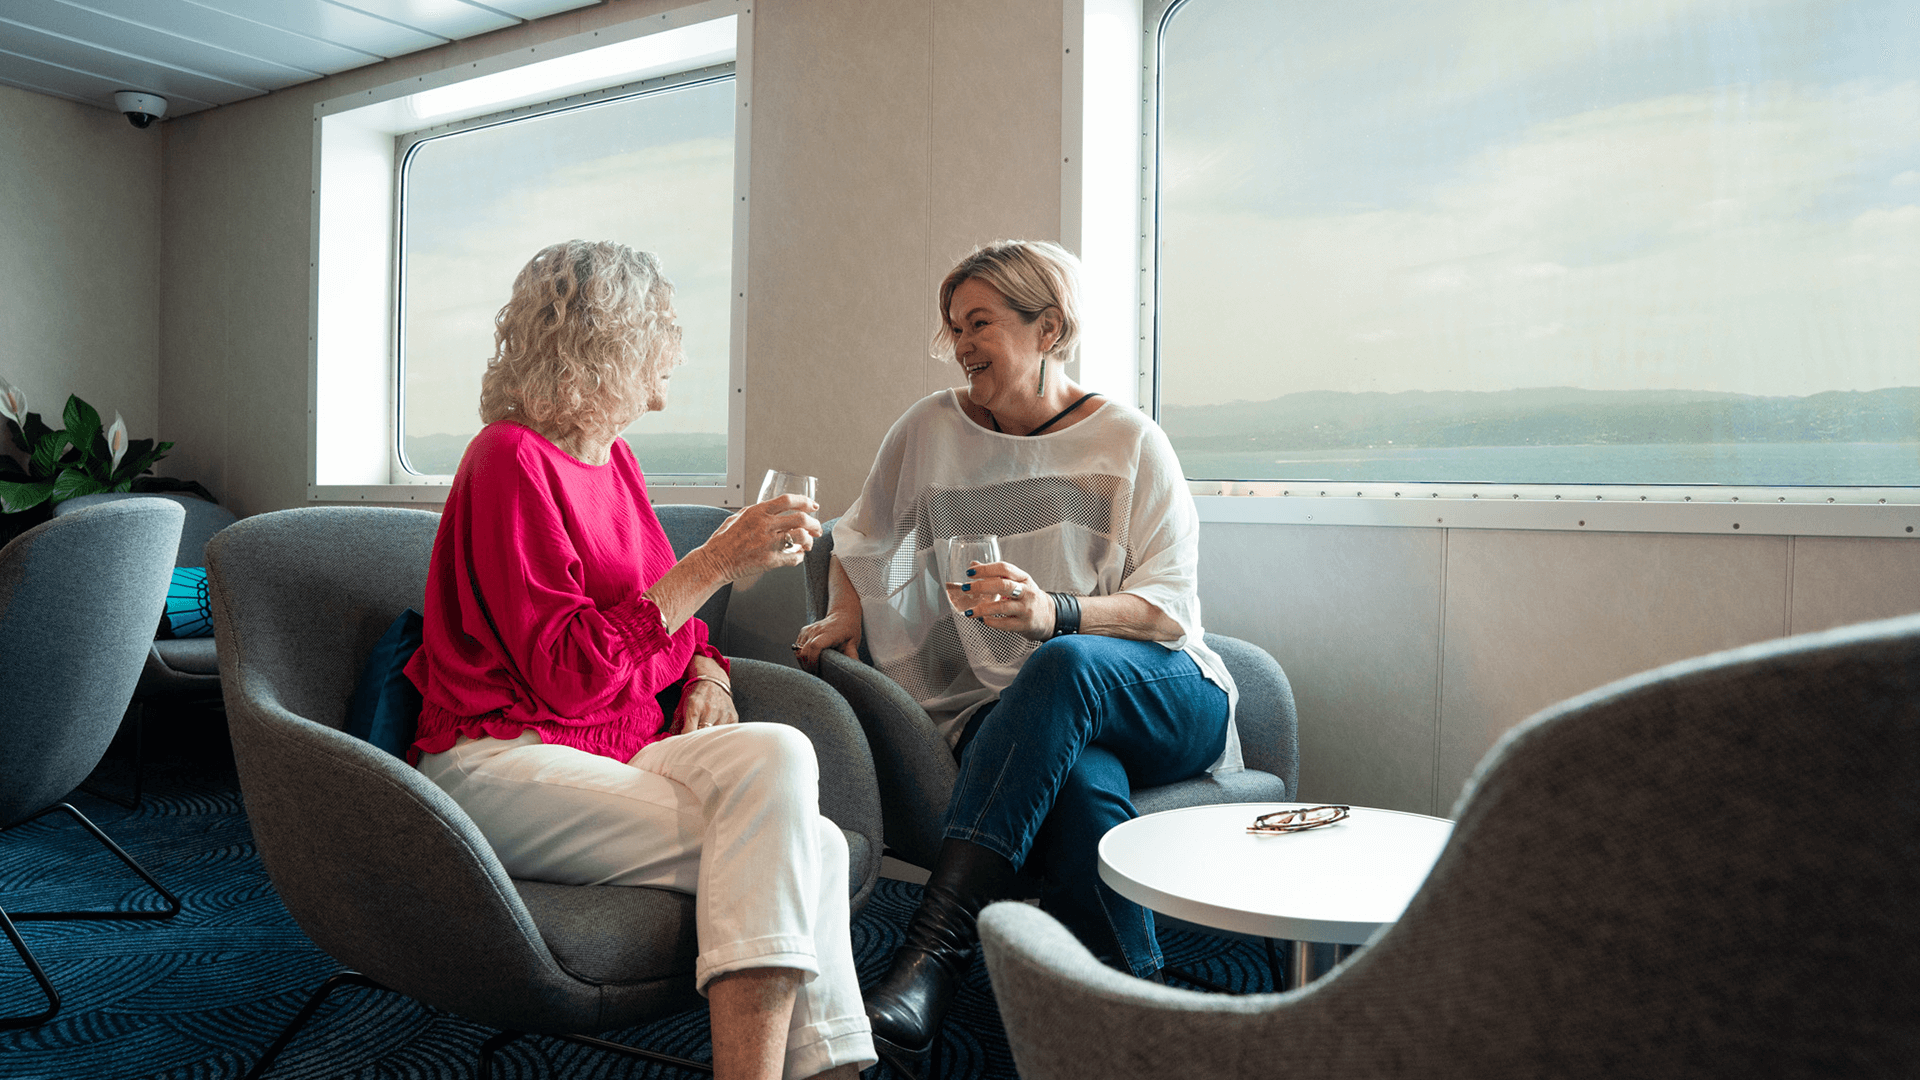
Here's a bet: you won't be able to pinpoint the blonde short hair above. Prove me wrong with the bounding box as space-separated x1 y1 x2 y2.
930 240 1082 364
478 240 680 445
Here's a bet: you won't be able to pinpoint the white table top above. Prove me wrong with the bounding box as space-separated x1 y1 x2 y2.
1098 802 1454 945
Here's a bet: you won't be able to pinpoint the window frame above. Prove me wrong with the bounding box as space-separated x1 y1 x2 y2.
390 64 738 488
1139 0 1920 539
308 0 753 507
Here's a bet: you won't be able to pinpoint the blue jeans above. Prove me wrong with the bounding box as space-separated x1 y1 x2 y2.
943 635 1229 976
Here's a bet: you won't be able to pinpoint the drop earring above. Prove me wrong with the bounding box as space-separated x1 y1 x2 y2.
1036 336 1054 397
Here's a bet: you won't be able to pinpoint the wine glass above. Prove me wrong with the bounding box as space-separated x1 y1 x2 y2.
758 469 818 552
943 534 1002 613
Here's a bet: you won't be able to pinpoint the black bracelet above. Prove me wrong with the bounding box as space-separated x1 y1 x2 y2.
1049 592 1081 638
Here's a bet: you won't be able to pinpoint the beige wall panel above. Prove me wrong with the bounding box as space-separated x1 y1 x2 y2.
1790 536 1920 634
928 0 1064 287
157 112 239 505
741 0 938 519
1197 523 1446 814
0 84 161 450
1438 529 1788 807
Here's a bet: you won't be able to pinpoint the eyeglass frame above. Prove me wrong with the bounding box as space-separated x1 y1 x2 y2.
1247 805 1351 834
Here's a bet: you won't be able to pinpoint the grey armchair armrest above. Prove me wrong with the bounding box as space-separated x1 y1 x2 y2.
804 518 1299 871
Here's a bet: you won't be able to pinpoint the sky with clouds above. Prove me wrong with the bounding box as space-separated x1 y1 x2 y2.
400 77 736 440
1156 0 1920 406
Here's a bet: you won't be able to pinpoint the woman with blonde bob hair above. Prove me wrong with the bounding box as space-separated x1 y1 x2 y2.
797 239 1238 1074
407 240 874 1080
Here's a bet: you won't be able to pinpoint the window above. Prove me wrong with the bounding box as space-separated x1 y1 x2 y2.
308 3 749 504
398 75 735 483
1148 0 1920 493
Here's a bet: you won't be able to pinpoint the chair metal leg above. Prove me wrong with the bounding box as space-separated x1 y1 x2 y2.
5 803 179 922
0 905 60 1030
1265 937 1287 991
240 970 387 1080
479 1029 715 1078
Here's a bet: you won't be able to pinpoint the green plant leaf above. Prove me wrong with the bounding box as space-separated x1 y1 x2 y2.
116 440 172 481
110 437 154 483
0 478 54 514
50 468 108 504
62 396 101 470
29 430 70 479
22 412 51 448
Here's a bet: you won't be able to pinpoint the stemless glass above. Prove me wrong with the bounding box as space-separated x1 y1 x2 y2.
943 534 1002 613
758 469 818 552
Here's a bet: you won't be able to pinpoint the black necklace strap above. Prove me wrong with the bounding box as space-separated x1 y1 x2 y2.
988 392 1100 438
1027 392 1100 436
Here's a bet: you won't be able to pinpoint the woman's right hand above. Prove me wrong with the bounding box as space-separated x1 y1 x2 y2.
696 494 822 580
793 609 861 670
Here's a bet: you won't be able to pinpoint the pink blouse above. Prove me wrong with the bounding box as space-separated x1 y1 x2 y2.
405 420 727 765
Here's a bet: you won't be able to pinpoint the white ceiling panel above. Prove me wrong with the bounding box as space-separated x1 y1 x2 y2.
70 0 385 76
327 0 518 42
187 0 449 58
0 45 216 110
0 18 260 102
5 0 319 87
483 0 605 18
0 0 603 118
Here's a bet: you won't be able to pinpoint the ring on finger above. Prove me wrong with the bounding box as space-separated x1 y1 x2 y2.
1010 583 1024 599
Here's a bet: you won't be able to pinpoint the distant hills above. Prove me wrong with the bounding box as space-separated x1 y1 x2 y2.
404 431 727 476
1158 387 1920 451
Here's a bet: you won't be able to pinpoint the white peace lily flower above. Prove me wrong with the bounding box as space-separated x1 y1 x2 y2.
108 412 128 472
0 377 24 426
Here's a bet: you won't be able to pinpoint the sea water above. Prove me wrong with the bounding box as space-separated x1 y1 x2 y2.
1170 442 1920 487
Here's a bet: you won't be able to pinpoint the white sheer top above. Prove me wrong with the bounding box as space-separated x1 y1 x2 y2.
832 389 1242 773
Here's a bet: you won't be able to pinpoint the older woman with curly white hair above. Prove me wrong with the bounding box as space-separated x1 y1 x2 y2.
405 240 874 1080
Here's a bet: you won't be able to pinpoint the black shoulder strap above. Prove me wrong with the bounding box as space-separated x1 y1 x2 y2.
1026 392 1101 437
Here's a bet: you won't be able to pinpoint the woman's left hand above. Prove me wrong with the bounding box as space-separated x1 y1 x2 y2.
675 662 738 734
954 560 1055 641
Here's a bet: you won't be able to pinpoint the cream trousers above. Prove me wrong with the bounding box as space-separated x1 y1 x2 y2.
418 723 875 1080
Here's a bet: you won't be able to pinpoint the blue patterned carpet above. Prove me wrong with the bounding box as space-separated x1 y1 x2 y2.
0 727 1278 1080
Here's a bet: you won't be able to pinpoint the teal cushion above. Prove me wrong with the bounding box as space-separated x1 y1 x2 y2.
345 609 424 760
157 566 214 639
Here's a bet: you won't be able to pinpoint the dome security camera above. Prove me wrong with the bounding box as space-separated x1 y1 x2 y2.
113 91 168 128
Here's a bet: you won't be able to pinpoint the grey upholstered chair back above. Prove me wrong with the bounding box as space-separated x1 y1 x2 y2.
56 492 236 567
653 503 732 643
982 612 1920 1080
208 507 699 1030
0 499 182 825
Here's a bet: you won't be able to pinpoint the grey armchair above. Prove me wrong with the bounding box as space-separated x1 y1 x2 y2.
980 612 1920 1080
55 491 238 806
206 506 882 1077
1 498 184 1029
803 519 1298 872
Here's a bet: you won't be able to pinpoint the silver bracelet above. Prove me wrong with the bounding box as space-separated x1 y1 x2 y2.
685 673 733 697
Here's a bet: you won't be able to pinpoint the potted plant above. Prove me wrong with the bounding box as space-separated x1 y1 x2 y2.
0 376 195 546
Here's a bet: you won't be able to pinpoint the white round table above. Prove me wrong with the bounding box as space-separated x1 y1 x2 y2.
1098 802 1453 987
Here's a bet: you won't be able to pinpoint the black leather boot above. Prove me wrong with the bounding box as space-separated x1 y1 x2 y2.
865 838 1018 1077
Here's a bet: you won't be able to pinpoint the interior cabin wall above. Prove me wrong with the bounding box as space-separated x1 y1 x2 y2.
141 0 1920 816
1200 524 1920 815
0 84 161 455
